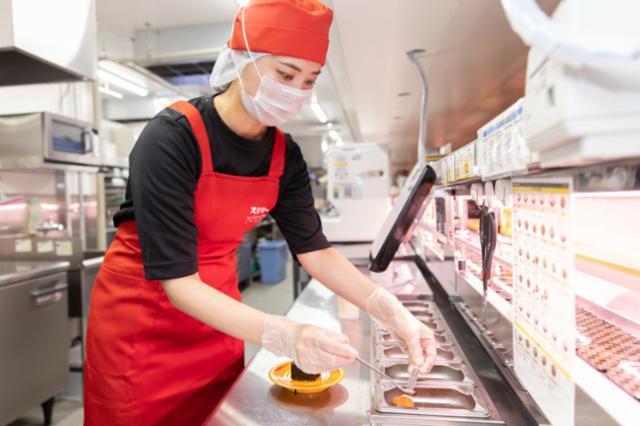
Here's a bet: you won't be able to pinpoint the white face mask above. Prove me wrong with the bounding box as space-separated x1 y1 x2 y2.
237 70 312 127
234 8 313 127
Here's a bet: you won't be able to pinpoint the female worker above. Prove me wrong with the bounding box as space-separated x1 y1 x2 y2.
84 1 436 425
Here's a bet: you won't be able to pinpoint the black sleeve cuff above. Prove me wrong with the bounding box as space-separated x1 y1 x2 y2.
143 260 198 281
288 232 331 255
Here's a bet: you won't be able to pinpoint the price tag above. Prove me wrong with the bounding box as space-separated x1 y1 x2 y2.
15 239 32 253
36 240 54 253
55 240 73 256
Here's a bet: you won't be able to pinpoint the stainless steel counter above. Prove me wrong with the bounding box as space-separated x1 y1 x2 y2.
205 258 537 425
0 260 71 287
204 279 373 425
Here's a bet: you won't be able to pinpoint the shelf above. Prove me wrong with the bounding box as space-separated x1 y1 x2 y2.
574 357 640 426
454 231 514 269
574 271 640 338
447 175 482 187
420 230 449 261
465 261 513 298
575 251 640 294
423 240 445 261
421 224 447 242
460 272 639 424
457 270 514 322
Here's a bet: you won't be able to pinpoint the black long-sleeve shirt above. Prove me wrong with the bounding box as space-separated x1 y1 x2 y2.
114 95 329 280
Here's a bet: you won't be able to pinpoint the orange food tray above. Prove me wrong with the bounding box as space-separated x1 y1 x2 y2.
268 361 344 394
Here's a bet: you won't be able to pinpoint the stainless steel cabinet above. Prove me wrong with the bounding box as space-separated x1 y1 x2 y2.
0 271 69 425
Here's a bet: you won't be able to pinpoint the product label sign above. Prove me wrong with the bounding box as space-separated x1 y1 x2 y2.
512 178 575 426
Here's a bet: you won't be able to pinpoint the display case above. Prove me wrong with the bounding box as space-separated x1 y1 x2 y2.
416 189 454 262
418 158 640 426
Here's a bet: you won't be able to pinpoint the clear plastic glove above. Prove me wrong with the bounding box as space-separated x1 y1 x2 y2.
366 287 437 373
261 314 358 374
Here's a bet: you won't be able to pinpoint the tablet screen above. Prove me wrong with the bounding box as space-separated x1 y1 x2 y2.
369 163 436 272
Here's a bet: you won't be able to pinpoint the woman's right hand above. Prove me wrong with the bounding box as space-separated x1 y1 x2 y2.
365 287 437 374
261 314 358 374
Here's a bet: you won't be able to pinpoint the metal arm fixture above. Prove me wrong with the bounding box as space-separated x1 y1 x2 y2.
406 49 429 165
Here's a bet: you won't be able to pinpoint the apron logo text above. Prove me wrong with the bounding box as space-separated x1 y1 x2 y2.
245 206 269 224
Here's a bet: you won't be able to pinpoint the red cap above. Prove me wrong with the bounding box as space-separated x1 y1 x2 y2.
228 0 333 66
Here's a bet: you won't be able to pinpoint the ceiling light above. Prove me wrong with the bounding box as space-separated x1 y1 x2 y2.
99 60 146 86
326 130 344 148
97 68 149 97
98 84 123 99
326 122 334 129
310 102 328 124
321 138 329 153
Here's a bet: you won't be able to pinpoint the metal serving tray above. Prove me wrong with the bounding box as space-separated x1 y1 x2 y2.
377 329 450 346
399 297 432 307
413 310 436 319
370 293 504 424
383 362 476 387
402 300 432 307
374 382 491 418
377 300 463 363
401 299 444 323
405 304 433 314
381 344 461 363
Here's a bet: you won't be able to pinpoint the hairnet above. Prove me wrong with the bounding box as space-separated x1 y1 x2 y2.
209 47 268 94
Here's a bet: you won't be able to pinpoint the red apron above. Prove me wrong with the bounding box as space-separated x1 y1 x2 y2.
84 100 286 426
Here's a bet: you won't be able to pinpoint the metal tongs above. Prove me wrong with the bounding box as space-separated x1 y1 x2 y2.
479 206 497 321
356 356 416 395
406 367 419 394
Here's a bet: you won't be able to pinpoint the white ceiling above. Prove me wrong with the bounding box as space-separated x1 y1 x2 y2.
96 0 559 171
95 0 238 61
327 0 558 170
97 0 238 30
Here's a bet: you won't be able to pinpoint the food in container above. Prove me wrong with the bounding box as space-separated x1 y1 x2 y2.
385 386 474 410
392 394 415 408
291 363 320 382
268 361 344 394
606 361 640 400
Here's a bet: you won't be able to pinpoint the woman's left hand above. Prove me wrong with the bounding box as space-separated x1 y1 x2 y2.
366 287 437 373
